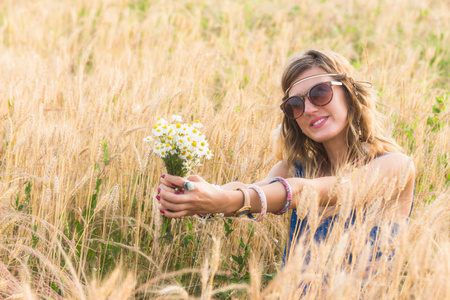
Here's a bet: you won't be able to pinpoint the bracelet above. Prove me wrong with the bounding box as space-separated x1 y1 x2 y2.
269 177 292 215
234 188 256 220
248 185 267 222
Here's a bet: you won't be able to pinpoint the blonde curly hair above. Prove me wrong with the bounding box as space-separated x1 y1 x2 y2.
275 49 402 177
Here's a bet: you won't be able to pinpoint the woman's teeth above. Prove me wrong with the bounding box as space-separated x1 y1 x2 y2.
313 118 326 126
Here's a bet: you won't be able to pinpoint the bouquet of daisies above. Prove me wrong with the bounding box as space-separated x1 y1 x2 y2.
143 114 213 177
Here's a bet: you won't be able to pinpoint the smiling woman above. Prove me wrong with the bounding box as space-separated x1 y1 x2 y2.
157 49 415 282
284 69 349 147
278 50 404 176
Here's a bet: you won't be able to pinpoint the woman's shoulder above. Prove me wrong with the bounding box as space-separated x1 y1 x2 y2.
264 160 293 179
373 152 412 164
369 152 415 179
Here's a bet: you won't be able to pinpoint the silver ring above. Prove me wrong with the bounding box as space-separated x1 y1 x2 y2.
184 181 195 191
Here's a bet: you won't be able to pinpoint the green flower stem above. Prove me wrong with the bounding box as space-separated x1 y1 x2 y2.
163 151 189 177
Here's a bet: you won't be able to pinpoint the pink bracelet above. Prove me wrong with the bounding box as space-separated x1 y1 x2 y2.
270 177 292 215
248 185 267 222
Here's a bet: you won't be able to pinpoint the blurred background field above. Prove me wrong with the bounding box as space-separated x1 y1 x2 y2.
0 0 449 298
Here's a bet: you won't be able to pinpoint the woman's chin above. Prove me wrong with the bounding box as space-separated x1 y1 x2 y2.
305 133 333 144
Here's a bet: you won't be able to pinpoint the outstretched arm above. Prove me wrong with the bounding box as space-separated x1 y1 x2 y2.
157 160 292 217
158 153 415 220
217 161 292 190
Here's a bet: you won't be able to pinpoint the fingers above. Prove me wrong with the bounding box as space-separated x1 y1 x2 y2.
161 209 192 218
157 184 194 212
160 174 187 188
159 198 188 212
158 184 183 195
159 187 195 206
160 174 204 189
186 174 205 183
157 173 206 218
158 198 192 218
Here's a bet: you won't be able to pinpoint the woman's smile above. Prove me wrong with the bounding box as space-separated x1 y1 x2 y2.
310 116 329 128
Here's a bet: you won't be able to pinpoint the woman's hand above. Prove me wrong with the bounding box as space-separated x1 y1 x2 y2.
158 174 239 218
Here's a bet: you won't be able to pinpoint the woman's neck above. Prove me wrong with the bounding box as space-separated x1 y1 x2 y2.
322 137 349 170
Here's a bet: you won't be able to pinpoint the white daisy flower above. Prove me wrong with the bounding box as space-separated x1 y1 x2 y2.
198 140 209 148
197 147 206 156
179 124 190 135
180 149 189 159
205 150 213 159
142 136 153 143
171 114 182 122
193 120 203 128
152 124 166 137
153 143 163 154
156 117 168 124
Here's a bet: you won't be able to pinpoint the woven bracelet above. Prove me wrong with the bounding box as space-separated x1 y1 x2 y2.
248 185 267 222
270 177 292 215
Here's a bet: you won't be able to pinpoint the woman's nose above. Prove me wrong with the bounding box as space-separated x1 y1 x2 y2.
303 96 318 116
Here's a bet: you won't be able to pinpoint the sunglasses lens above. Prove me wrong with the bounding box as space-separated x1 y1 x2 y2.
282 82 336 119
310 83 333 106
284 96 304 119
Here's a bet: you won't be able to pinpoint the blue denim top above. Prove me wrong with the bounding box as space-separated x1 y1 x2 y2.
283 154 414 265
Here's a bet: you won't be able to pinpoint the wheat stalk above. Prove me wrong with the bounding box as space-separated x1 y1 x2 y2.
0 0 448 298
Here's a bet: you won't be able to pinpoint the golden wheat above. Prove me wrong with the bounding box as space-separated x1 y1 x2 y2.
0 0 449 298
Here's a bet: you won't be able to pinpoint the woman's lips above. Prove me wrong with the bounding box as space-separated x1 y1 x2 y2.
310 116 329 128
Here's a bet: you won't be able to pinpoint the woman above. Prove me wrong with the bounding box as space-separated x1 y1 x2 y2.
156 49 415 262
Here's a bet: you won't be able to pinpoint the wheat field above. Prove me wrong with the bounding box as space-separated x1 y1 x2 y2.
0 0 449 299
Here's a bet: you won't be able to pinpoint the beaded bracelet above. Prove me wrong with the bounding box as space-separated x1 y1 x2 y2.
269 177 292 215
248 185 267 222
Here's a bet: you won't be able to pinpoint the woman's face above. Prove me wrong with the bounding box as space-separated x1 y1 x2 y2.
288 66 349 145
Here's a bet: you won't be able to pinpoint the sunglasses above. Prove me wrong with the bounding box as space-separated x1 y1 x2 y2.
280 81 343 119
